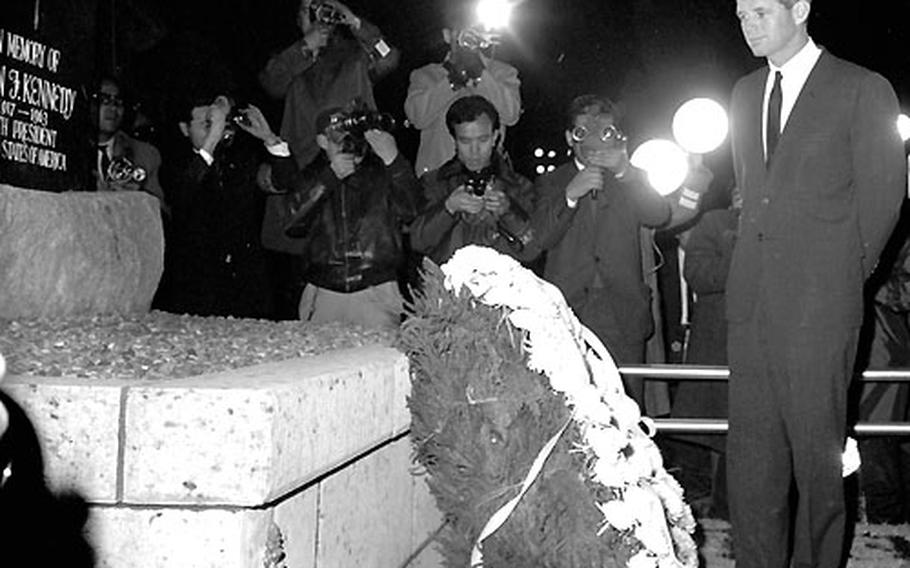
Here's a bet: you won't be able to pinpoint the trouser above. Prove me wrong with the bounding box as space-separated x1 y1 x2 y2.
727 303 858 568
298 281 403 329
574 288 647 405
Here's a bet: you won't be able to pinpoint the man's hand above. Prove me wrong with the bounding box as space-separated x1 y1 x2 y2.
329 152 357 180
585 145 630 176
325 0 360 29
483 187 509 217
302 26 331 54
238 105 281 146
257 163 280 193
445 185 485 215
565 167 604 201
682 153 713 195
201 96 230 155
364 129 398 165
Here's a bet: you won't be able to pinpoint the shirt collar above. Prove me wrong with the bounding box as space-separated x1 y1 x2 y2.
769 37 821 81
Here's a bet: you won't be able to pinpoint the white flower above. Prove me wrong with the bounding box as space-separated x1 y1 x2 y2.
598 499 637 532
440 246 697 567
628 550 659 568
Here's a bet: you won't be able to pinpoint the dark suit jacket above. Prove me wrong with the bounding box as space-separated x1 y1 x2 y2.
532 162 670 343
726 50 906 329
95 130 166 206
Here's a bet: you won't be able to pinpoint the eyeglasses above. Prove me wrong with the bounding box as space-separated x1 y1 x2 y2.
93 92 125 108
571 124 627 145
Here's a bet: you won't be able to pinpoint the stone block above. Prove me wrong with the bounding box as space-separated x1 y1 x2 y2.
0 185 163 319
88 506 269 568
2 376 124 502
317 436 414 568
273 485 319 568
121 347 410 505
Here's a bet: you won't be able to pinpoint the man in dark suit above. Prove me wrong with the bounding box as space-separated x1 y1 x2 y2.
532 95 710 406
727 1 906 566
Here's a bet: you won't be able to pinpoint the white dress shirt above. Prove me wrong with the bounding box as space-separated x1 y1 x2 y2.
762 38 822 158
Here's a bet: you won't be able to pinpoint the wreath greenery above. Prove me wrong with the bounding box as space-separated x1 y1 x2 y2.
400 248 696 568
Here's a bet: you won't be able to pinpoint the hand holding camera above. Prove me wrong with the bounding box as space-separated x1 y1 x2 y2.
482 187 509 217
446 48 485 90
445 185 485 216
235 104 282 147
363 129 398 165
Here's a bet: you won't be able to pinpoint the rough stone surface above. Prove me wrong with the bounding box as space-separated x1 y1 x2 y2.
273 486 319 568
317 436 414 568
120 346 409 505
88 506 269 568
0 184 163 319
2 378 125 502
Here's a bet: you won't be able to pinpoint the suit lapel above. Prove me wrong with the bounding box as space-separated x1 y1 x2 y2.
773 50 830 162
739 69 768 186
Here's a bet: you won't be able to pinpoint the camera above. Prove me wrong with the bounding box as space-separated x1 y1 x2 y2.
464 170 494 196
228 107 252 128
107 156 147 184
326 108 396 157
310 2 347 26
456 28 498 52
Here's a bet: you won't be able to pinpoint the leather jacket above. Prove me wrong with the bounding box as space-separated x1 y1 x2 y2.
271 153 419 293
410 154 538 264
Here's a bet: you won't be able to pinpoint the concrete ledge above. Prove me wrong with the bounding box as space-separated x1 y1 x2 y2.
4 344 442 568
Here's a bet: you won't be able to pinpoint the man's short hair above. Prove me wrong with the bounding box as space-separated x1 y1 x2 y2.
565 94 620 131
170 91 226 124
445 95 501 137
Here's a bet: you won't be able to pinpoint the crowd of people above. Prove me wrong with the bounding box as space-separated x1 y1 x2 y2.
83 0 910 565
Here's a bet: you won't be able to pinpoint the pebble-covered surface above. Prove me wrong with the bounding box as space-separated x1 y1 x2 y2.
0 311 394 381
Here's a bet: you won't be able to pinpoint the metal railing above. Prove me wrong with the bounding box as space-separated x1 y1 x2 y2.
617 365 910 436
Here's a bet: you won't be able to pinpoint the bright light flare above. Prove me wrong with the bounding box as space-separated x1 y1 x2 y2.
475 0 513 30
897 114 910 142
630 139 689 196
672 97 729 154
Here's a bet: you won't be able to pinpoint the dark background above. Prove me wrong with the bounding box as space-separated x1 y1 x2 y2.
13 0 910 189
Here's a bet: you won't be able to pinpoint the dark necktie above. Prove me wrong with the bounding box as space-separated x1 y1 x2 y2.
98 145 111 179
766 71 783 164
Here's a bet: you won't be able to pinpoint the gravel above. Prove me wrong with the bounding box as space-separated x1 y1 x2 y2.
0 311 394 381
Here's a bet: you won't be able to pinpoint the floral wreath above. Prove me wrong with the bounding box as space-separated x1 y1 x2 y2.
403 245 697 567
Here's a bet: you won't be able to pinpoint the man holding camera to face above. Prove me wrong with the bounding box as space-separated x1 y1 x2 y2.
259 0 399 169
263 104 420 328
410 95 535 265
532 95 711 406
405 10 521 177
155 93 280 319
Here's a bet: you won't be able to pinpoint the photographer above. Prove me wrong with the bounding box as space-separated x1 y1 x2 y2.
405 10 521 176
531 95 711 406
410 95 536 265
92 76 166 211
155 94 278 319
259 0 399 169
265 105 420 328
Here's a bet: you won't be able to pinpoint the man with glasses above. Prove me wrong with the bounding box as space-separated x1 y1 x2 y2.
92 76 166 208
531 94 709 405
